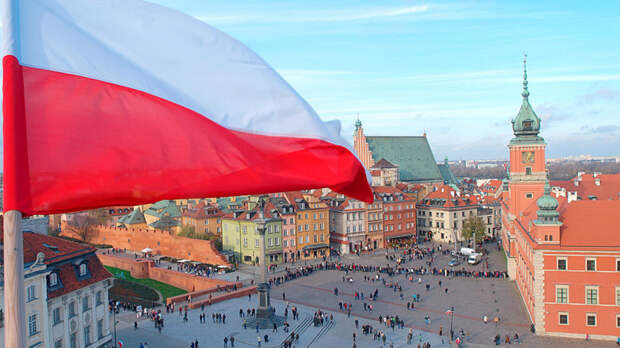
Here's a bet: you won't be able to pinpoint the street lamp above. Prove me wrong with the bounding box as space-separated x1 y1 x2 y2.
449 306 455 342
113 303 118 347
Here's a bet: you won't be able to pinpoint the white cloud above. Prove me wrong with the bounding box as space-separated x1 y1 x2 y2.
198 5 431 25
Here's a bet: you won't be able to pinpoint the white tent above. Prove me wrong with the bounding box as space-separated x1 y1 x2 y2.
141 247 153 253
178 259 190 263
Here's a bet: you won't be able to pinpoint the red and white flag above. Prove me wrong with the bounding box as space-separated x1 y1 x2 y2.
2 0 372 215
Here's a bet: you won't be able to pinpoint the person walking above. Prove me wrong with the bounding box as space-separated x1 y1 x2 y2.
223 336 228 348
257 336 261 347
230 336 235 347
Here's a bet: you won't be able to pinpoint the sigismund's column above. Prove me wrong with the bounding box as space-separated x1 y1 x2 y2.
255 217 271 316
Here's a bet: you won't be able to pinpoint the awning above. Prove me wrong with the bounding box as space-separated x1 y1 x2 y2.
302 243 329 251
141 247 153 253
386 233 414 240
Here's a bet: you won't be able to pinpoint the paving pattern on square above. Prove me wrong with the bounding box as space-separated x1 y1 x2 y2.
115 242 614 348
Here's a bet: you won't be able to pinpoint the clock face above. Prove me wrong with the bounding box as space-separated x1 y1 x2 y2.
521 151 535 163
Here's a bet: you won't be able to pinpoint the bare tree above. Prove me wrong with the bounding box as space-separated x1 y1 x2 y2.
65 210 107 242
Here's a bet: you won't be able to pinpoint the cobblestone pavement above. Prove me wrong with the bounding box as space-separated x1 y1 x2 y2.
113 296 448 348
114 242 614 347
264 243 614 348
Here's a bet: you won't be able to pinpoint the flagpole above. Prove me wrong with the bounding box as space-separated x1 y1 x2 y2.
4 210 26 348
3 0 27 347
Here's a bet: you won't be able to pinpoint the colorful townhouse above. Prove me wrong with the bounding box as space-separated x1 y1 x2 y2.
366 199 384 250
327 194 368 255
181 200 224 236
269 197 297 263
501 61 620 341
221 205 283 265
373 186 416 246
284 191 330 259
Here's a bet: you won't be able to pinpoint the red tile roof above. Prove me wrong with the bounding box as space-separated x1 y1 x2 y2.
47 253 112 298
552 173 620 201
183 200 207 219
558 200 620 247
0 232 112 299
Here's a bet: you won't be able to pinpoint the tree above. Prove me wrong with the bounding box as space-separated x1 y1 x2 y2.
461 216 485 247
178 225 197 238
65 210 107 242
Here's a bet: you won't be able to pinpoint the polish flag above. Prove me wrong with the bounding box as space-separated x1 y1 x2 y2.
2 0 372 215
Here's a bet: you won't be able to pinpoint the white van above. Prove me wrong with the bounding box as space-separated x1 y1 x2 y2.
460 247 475 256
468 253 482 265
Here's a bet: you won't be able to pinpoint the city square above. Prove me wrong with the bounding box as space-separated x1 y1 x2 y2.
113 242 616 348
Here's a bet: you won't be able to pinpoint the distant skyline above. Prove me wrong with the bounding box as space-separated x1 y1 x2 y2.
2 1 620 161
150 0 620 160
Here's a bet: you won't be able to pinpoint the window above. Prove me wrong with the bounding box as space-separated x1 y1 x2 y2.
320 234 324 242
79 263 88 276
617 259 620 271
313 224 317 231
84 325 91 345
54 338 63 348
243 238 247 247
298 236 303 244
70 333 77 348
96 291 103 306
558 312 568 325
97 319 104 339
320 223 324 230
586 286 598 305
320 213 324 219
313 235 318 243
255 239 259 247
616 287 620 306
53 307 62 325
617 315 620 328
82 295 90 311
28 313 37 336
525 167 532 175
283 240 288 247
586 313 596 327
49 272 59 287
555 285 568 303
305 235 309 243
557 258 567 270
27 285 36 302
68 301 76 318
297 225 302 232
304 224 309 231
525 193 533 199
586 258 596 271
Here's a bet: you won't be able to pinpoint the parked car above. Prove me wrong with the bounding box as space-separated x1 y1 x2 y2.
448 258 462 267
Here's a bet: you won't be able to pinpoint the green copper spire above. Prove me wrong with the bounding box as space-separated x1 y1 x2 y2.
511 54 543 143
354 113 362 135
535 176 560 224
522 54 529 98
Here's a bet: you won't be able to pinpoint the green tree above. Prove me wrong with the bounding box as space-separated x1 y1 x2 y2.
178 225 196 238
461 216 485 246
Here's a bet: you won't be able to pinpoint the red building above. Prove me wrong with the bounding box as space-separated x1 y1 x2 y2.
501 60 620 341
373 186 416 246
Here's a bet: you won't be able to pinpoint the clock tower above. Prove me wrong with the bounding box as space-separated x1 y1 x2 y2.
507 55 546 216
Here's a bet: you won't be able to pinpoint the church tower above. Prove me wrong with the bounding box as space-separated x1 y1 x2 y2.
508 55 546 216
353 116 374 169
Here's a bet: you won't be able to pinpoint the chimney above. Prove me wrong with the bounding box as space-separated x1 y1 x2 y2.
573 179 579 187
594 178 600 186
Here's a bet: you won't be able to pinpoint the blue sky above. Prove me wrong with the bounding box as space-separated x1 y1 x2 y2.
151 0 620 160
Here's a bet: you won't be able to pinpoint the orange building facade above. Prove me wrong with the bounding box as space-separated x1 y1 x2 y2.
284 191 330 259
501 59 620 341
